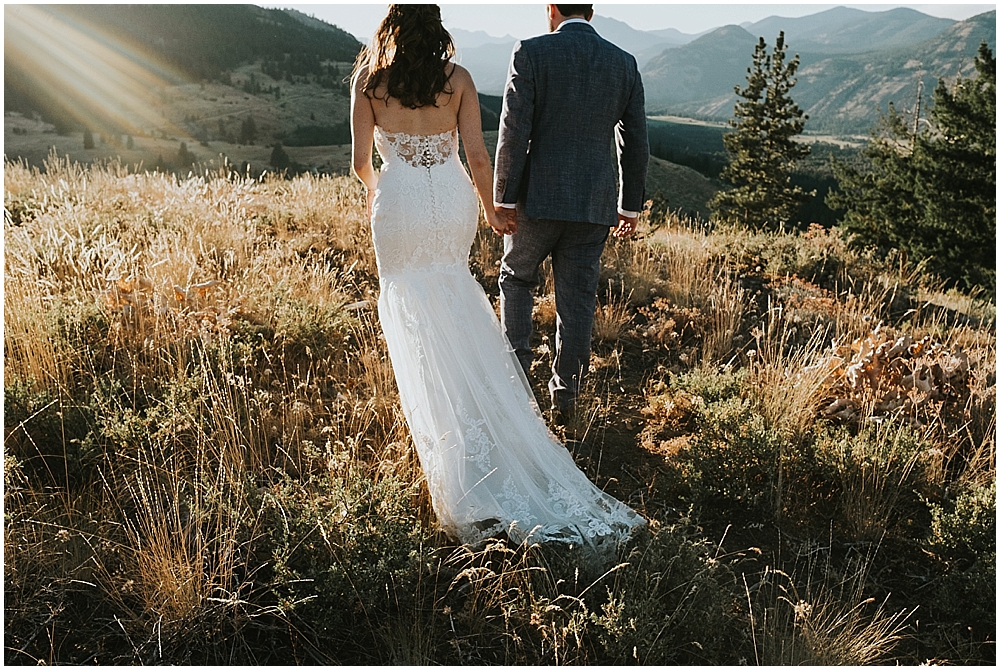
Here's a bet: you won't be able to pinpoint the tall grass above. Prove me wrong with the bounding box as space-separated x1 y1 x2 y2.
5 156 994 664
747 558 913 665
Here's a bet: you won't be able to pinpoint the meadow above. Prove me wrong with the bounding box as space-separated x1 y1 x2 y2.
4 154 995 664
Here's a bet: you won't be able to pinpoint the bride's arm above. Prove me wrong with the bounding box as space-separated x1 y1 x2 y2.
454 67 508 235
350 67 378 216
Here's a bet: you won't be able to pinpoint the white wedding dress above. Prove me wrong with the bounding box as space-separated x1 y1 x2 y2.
370 126 645 560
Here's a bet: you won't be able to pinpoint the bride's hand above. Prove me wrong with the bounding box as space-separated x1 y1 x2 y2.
490 207 518 236
485 209 506 236
366 188 375 219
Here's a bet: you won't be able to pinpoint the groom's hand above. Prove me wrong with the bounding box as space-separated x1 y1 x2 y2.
612 213 637 239
493 206 518 235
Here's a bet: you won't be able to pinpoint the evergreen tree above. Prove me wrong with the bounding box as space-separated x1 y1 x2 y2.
126 134 134 150
828 42 996 291
177 141 196 166
239 116 257 145
710 32 812 230
83 129 95 149
269 142 291 171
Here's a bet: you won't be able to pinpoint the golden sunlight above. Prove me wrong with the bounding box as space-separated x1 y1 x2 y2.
5 4 190 137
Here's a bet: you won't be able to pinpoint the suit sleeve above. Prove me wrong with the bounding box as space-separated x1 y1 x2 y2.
494 41 535 206
616 64 649 215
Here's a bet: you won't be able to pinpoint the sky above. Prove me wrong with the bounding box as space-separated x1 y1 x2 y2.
265 2 994 42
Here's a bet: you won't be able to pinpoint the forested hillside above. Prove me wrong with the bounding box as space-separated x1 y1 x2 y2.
4 4 362 135
642 10 996 133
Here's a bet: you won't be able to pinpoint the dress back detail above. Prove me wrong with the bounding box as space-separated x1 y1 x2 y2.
374 127 457 169
369 126 478 279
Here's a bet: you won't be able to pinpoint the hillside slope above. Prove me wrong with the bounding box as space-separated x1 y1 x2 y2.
797 10 997 132
642 25 758 111
643 10 996 133
745 6 954 54
4 4 362 134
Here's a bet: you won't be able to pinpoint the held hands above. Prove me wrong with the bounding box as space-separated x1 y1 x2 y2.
612 213 637 239
490 206 518 236
487 208 632 237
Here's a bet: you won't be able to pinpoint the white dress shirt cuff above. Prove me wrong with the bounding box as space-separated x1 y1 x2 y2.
495 203 637 218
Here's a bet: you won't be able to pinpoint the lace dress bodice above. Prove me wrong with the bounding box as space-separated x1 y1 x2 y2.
375 127 457 169
371 127 479 278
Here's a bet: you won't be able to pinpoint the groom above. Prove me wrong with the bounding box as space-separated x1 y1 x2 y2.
493 4 649 423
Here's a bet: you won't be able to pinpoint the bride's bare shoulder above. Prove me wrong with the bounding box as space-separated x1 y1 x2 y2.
351 64 370 92
449 64 473 86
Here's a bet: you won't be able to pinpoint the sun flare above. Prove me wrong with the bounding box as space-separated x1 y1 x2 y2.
5 4 190 137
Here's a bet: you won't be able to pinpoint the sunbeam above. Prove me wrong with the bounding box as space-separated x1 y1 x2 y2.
5 4 193 138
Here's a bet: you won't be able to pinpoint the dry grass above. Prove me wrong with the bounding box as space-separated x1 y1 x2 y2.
749 559 913 665
4 155 994 664
593 280 633 344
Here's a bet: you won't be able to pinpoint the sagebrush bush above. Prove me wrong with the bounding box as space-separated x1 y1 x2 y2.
925 480 996 564
592 521 746 664
813 422 930 542
257 468 430 660
4 377 96 488
662 369 784 511
923 480 996 662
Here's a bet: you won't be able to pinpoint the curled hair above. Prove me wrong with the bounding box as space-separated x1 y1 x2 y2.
354 4 456 109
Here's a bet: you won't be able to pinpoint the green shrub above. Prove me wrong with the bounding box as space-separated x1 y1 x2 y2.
921 481 996 663
666 369 783 511
3 378 96 487
272 296 355 363
813 423 929 542
256 467 430 661
592 521 746 664
671 366 747 404
925 481 996 565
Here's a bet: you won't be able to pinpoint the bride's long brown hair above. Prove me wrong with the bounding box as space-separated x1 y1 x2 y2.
354 4 456 109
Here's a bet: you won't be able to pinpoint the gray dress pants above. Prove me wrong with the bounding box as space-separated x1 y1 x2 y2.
499 211 610 413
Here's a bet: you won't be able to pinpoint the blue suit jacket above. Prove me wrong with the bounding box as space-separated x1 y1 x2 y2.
494 21 649 226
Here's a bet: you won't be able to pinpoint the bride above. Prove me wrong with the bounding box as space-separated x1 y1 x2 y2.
350 4 644 561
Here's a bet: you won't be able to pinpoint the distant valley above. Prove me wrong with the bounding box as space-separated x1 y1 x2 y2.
4 4 995 221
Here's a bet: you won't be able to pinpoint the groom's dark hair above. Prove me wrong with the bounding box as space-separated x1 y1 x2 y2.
556 5 593 18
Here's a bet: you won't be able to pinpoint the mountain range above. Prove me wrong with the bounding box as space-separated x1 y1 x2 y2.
455 6 996 134
642 8 996 133
5 4 996 143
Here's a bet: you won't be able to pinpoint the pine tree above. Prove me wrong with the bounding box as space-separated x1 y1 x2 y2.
269 142 291 171
239 116 257 145
83 129 95 149
710 32 812 230
828 42 996 291
177 141 195 166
